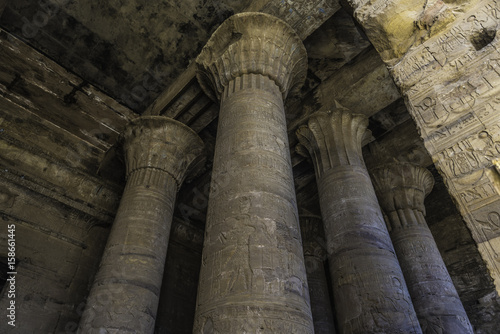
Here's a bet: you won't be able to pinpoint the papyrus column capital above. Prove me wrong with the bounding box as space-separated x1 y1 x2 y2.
196 12 307 101
123 116 205 188
371 162 434 214
296 108 368 177
370 163 473 333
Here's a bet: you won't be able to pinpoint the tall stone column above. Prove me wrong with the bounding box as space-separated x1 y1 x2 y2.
78 116 204 334
297 107 422 334
344 0 500 292
370 162 473 333
299 215 336 334
193 12 314 333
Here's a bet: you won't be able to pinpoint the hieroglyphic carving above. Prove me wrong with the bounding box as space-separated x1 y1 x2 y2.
437 129 500 180
393 1 500 92
391 6 500 284
408 62 500 151
370 162 473 333
78 117 204 334
471 203 500 291
391 46 438 89
460 182 498 206
359 0 500 292
193 12 313 333
471 201 500 243
298 110 421 333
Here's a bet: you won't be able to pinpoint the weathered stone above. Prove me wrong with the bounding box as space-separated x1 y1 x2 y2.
155 218 204 334
297 106 422 334
2 1 500 332
0 177 110 334
425 167 500 334
343 0 481 64
299 215 336 334
381 0 500 293
77 116 204 334
371 162 473 333
193 12 314 333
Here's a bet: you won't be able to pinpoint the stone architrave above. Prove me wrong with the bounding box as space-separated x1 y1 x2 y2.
193 12 314 333
371 162 473 333
297 107 422 334
345 0 500 292
299 215 337 334
77 116 204 334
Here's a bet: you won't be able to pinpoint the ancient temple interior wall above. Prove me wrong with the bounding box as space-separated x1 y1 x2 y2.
0 1 499 333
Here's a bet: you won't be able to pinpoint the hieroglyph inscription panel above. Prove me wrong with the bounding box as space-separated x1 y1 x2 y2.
391 0 500 290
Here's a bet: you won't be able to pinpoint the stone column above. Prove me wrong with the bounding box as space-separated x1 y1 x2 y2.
370 162 473 333
77 116 204 334
155 219 204 333
299 215 336 334
344 0 500 293
193 12 314 333
297 107 422 334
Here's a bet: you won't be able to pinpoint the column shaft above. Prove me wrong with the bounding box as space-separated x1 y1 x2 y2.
79 169 176 333
297 109 422 334
193 12 312 333
78 117 204 334
371 163 473 333
345 0 500 293
305 255 336 334
300 216 336 334
195 73 312 332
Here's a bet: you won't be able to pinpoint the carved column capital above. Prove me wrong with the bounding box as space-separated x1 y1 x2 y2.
370 162 434 214
296 107 368 177
196 12 307 101
299 215 327 259
123 116 205 189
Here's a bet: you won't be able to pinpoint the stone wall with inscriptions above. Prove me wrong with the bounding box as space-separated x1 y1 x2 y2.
349 0 500 292
390 0 500 291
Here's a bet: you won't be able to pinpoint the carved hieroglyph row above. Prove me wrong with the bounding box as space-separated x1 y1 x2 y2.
389 0 500 291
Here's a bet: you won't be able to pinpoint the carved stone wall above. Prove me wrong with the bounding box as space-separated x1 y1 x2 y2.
425 166 500 334
0 179 110 333
347 0 500 292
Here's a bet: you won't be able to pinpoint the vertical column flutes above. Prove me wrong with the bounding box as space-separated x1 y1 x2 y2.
370 162 473 333
193 12 314 333
297 107 422 334
78 116 204 334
